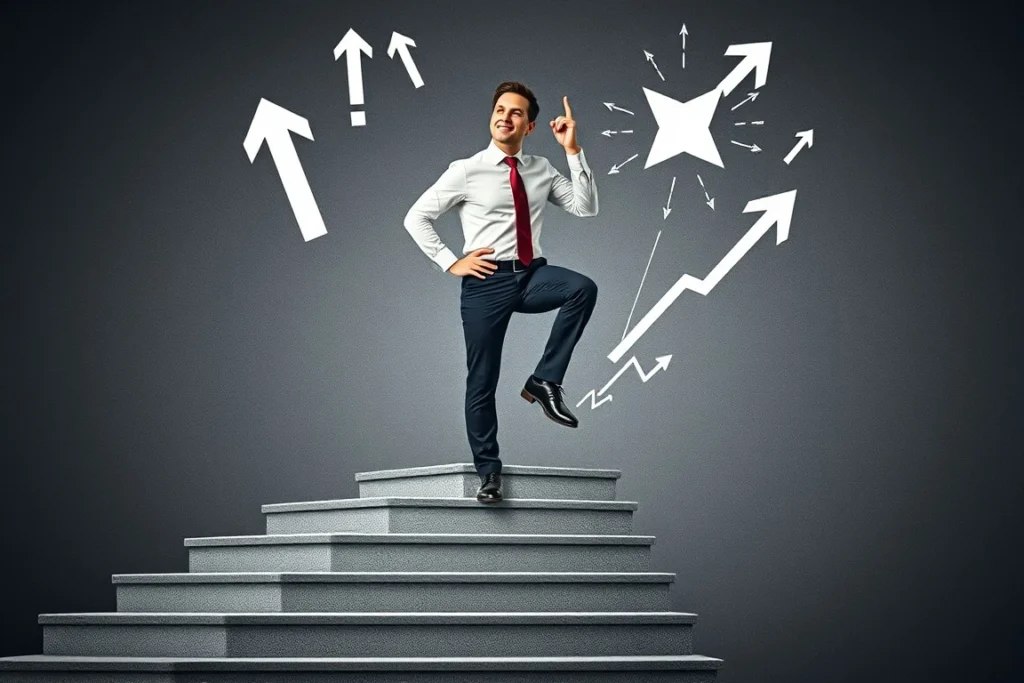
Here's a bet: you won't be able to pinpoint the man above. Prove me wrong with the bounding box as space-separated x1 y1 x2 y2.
403 81 599 504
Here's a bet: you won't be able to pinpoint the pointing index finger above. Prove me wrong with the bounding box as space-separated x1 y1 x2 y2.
563 95 573 118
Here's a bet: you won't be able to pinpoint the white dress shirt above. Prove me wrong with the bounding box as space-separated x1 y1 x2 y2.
403 139 599 273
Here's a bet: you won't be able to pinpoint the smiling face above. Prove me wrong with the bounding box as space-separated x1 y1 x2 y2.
490 92 535 150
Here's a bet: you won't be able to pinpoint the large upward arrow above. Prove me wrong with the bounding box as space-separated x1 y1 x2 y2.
716 42 772 98
243 98 327 242
608 189 797 362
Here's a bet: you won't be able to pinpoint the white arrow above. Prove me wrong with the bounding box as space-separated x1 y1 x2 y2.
601 129 634 137
603 102 635 115
662 177 676 220
608 153 639 174
680 23 688 67
643 50 665 81
733 120 765 126
333 28 373 126
607 189 797 363
696 173 715 210
783 129 814 165
729 91 759 111
387 31 423 88
730 140 762 153
717 42 772 98
576 355 674 409
243 98 328 242
577 389 613 410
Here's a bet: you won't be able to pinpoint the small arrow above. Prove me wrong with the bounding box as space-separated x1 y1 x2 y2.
733 120 765 126
662 177 676 219
387 31 423 88
608 189 797 363
680 23 688 67
730 140 762 153
608 153 639 174
729 91 759 111
696 173 715 210
783 129 814 165
333 28 373 126
603 102 635 115
717 42 772 98
601 129 635 137
576 355 674 409
243 98 328 242
643 50 665 81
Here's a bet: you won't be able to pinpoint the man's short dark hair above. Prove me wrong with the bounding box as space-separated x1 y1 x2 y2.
492 81 539 123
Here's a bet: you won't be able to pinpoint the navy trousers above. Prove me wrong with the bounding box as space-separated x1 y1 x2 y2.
459 257 598 477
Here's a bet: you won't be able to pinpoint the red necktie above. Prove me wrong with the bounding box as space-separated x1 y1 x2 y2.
503 156 533 266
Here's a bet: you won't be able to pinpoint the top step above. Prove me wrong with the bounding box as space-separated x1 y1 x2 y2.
355 464 622 501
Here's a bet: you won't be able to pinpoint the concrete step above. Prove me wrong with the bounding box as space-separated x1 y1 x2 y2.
262 497 637 535
185 532 655 573
0 654 723 682
39 612 699 658
356 463 622 501
112 571 676 612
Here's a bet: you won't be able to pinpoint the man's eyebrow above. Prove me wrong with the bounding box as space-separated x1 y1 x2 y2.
496 105 523 112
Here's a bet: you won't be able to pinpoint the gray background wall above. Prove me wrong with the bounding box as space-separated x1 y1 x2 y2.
3 1 1021 681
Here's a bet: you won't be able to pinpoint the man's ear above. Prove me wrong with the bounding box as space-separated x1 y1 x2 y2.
526 121 536 136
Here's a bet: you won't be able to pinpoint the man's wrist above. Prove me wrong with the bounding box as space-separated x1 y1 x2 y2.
565 145 582 155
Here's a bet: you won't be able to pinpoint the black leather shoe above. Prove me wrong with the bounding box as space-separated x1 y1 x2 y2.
521 375 579 428
476 473 502 503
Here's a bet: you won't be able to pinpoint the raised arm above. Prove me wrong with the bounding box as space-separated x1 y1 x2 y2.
402 160 467 273
548 148 599 217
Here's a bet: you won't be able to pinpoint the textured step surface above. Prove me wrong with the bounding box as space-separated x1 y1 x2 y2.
186 532 655 573
40 612 698 658
0 655 723 683
262 497 638 535
113 571 675 612
356 463 622 501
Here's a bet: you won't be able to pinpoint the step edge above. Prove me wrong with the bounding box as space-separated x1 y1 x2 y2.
111 572 676 584
183 533 656 547
355 464 623 482
261 497 639 513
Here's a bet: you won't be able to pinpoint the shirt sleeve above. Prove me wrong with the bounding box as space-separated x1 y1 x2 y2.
547 149 599 217
403 160 466 273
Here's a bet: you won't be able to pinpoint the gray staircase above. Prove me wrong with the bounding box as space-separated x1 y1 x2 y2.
0 463 724 681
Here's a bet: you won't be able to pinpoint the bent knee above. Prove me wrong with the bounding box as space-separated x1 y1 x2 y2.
577 277 598 300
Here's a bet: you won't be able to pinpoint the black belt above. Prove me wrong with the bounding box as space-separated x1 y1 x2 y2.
492 257 546 272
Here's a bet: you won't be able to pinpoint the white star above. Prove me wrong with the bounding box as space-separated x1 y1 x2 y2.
642 87 724 169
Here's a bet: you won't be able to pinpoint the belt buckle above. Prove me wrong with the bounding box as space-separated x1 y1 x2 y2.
513 259 525 273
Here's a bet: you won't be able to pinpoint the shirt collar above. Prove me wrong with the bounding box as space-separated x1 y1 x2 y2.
484 139 525 166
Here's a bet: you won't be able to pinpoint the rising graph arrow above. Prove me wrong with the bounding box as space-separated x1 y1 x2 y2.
243 98 327 242
608 189 797 362
576 355 673 409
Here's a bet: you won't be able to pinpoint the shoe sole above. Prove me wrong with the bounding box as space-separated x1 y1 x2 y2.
476 494 502 503
520 388 579 428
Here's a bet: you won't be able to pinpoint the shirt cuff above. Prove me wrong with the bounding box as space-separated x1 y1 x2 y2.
566 148 590 174
433 247 459 273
